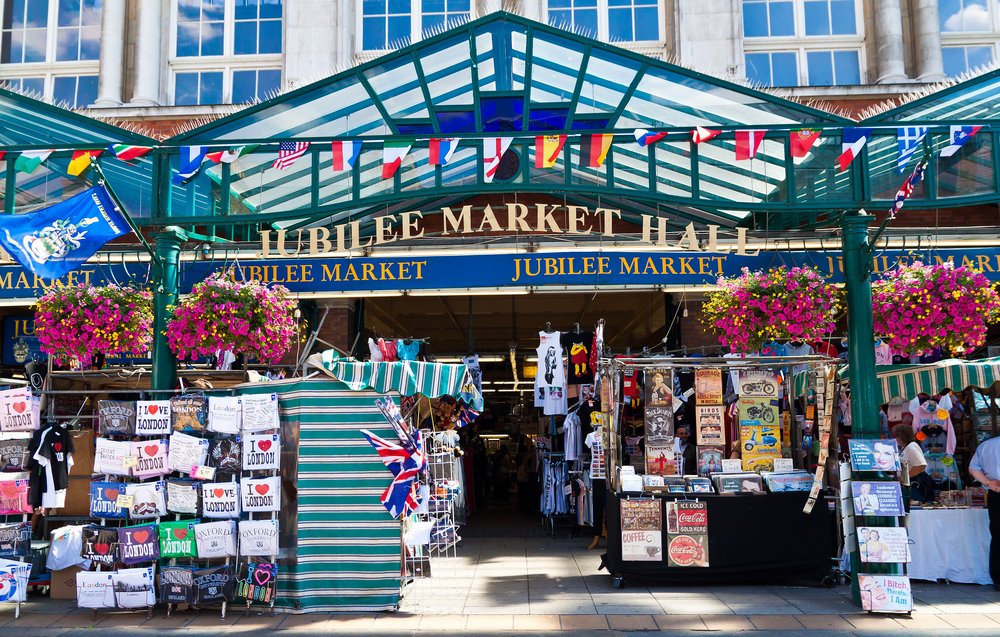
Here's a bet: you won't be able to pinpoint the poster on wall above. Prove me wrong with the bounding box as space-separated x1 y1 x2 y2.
666 501 708 534
645 445 676 476
694 369 723 404
696 405 724 446
737 371 780 398
620 498 662 562
2 316 45 366
644 408 674 444
738 397 779 427
739 422 782 471
852 482 906 517
849 440 901 472
858 526 911 563
858 574 912 613
697 446 724 476
645 369 673 407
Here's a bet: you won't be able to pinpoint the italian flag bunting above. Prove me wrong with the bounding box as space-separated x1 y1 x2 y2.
382 141 411 179
108 144 152 161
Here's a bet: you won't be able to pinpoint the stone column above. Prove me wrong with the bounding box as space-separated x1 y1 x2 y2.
677 0 740 78
873 0 907 83
130 0 163 106
93 0 126 106
516 0 541 22
285 0 338 89
912 0 947 82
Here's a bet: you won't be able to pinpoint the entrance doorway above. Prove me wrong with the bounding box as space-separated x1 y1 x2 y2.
362 290 673 539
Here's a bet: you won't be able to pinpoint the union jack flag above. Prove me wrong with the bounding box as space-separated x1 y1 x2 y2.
272 141 310 170
889 159 927 220
361 428 425 518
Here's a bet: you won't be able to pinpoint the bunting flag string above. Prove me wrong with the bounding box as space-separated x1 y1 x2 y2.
836 128 872 171
889 158 928 221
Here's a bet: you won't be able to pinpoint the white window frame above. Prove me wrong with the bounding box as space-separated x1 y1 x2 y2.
0 0 99 105
356 0 477 54
742 0 867 86
939 0 1000 75
541 0 666 45
167 0 283 106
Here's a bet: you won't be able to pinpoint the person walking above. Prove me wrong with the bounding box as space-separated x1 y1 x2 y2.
969 435 1000 590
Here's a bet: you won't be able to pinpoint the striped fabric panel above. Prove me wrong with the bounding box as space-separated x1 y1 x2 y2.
246 380 402 612
876 360 1000 403
314 350 483 410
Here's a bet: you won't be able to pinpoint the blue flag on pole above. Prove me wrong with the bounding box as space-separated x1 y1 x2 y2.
0 185 129 280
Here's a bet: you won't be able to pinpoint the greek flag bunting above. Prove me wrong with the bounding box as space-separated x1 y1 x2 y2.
896 126 928 173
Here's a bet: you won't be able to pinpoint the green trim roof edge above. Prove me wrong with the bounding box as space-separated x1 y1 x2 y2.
859 67 1000 125
0 86 159 147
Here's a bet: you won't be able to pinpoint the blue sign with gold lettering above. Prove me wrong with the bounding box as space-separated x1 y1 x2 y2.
0 247 997 299
2 316 45 366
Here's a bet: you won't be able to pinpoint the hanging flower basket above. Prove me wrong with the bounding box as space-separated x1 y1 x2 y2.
701 266 842 353
166 272 298 363
35 285 153 366
872 261 1000 356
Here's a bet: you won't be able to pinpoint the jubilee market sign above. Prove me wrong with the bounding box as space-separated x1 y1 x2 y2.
0 204 998 297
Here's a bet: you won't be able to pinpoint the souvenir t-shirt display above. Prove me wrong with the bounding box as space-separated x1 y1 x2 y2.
160 567 196 605
0 436 30 472
236 562 278 603
241 394 280 433
76 571 115 609
208 437 241 475
117 524 159 565
585 426 606 480
126 481 167 519
89 481 128 519
241 476 281 512
30 423 75 508
93 438 132 477
207 397 242 434
562 330 595 384
202 482 241 518
238 519 279 556
97 400 136 436
874 341 892 365
0 558 31 603
81 525 119 565
168 431 210 473
909 394 957 455
170 395 208 433
194 520 237 558
193 565 235 602
534 330 568 416
131 439 169 478
158 520 198 558
0 522 29 557
166 479 200 515
112 566 156 608
242 433 280 471
0 479 30 514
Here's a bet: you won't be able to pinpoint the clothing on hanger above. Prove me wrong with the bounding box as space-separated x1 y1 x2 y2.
368 338 383 362
396 339 420 361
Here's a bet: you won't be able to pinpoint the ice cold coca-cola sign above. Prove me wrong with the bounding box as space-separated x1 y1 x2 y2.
667 535 708 568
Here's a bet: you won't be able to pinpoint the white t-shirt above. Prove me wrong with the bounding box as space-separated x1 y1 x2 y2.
564 411 581 461
584 428 605 480
902 441 927 473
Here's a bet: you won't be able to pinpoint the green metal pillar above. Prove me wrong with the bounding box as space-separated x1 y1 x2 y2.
841 210 882 605
842 211 879 438
151 226 188 392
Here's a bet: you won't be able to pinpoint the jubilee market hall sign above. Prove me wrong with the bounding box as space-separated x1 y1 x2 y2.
0 204 998 298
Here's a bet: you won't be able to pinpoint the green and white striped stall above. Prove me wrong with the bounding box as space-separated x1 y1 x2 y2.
846 358 1000 404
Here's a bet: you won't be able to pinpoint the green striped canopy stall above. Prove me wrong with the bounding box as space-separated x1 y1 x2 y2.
793 358 1000 404
308 349 484 410
239 379 405 612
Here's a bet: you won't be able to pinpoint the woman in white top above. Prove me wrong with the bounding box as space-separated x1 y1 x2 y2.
894 424 934 510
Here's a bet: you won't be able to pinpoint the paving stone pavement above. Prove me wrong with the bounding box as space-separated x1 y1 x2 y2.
2 536 998 633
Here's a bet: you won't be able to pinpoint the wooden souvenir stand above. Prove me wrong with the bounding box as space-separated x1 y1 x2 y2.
599 356 839 588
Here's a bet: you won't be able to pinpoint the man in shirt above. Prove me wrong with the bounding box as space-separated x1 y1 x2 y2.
673 425 697 476
969 435 1000 590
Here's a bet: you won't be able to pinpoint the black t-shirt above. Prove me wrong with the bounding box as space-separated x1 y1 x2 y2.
33 425 75 491
562 331 595 385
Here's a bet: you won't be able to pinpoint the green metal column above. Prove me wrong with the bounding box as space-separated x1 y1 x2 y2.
841 211 879 437
841 210 881 605
151 226 188 392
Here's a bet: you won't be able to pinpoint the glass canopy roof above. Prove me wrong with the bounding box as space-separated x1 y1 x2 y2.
0 87 158 217
166 12 856 234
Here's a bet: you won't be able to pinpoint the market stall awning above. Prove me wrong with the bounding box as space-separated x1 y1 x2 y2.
308 350 483 410
836 358 1000 404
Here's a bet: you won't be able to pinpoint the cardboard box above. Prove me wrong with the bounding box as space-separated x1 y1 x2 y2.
50 565 85 600
69 429 94 476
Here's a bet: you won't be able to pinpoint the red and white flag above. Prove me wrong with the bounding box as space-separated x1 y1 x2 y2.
382 141 411 179
734 130 765 160
483 137 512 183
790 129 821 158
272 142 310 170
691 126 721 144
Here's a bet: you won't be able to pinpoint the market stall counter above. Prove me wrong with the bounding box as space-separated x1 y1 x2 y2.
604 491 835 586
